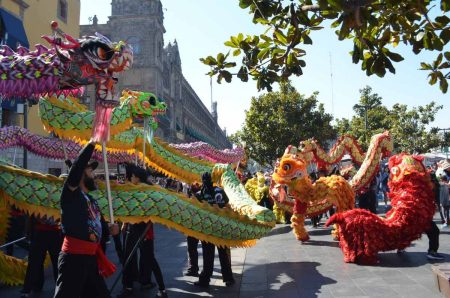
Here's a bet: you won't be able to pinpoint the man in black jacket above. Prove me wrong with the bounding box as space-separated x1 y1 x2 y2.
193 172 235 288
54 140 119 298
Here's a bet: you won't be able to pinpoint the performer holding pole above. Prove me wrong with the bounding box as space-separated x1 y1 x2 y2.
53 140 119 298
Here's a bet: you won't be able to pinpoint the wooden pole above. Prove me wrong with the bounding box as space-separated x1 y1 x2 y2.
102 141 114 223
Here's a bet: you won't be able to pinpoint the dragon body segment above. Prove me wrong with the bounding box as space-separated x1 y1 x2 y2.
299 132 393 194
326 154 435 265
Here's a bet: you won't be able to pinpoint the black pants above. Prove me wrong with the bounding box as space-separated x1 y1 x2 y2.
358 192 377 214
258 196 273 210
122 224 165 290
23 229 62 293
141 238 165 290
198 241 233 284
426 221 440 253
187 236 199 272
5 214 27 255
53 252 110 298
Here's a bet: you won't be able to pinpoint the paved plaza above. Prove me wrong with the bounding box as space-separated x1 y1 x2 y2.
1 213 449 298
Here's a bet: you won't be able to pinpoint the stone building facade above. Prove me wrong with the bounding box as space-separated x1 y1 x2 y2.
80 0 231 149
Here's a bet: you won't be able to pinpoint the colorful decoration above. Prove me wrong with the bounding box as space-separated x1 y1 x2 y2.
272 146 355 241
326 154 435 265
0 23 133 141
170 142 244 164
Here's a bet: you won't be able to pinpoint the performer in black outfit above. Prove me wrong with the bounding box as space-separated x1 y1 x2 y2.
20 216 62 298
53 140 119 298
118 164 167 298
193 172 235 288
185 183 202 277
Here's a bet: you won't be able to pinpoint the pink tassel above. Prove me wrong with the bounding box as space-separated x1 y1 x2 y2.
92 105 113 142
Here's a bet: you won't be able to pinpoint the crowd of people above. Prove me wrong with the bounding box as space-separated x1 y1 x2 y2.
2 141 449 297
3 141 235 298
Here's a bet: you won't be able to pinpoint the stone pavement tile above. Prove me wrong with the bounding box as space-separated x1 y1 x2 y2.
350 276 385 287
298 287 334 298
357 284 400 297
241 273 267 284
380 274 415 285
389 284 441 298
266 288 300 298
326 284 367 297
240 282 269 292
239 290 267 298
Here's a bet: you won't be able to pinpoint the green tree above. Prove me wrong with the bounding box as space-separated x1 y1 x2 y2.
336 86 391 149
389 102 443 153
201 1 450 93
335 86 444 153
239 82 336 165
228 130 245 146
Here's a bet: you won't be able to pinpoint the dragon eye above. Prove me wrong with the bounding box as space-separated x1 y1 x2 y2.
149 96 156 106
283 164 291 171
97 47 106 59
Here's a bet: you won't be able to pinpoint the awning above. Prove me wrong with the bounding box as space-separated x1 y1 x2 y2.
0 8 29 49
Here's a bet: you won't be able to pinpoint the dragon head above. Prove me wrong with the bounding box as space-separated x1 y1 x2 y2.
78 33 133 72
41 29 134 107
388 153 427 183
272 146 308 186
125 90 167 118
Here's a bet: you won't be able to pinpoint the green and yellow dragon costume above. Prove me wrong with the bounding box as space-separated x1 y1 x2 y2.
0 90 275 285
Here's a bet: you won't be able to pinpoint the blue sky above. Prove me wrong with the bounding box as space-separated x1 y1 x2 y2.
80 1 448 135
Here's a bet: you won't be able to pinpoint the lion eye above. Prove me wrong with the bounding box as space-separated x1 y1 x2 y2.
391 167 399 175
283 164 291 171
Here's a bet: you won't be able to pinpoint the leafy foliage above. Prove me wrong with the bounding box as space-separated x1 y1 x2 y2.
235 82 336 165
335 86 446 153
201 0 450 93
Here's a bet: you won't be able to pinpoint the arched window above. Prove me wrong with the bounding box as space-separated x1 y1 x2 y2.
58 0 68 22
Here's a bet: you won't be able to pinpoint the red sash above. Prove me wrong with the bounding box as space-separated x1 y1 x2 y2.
145 224 154 240
62 236 116 277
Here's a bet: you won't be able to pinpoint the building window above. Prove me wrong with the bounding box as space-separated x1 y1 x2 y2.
58 0 68 22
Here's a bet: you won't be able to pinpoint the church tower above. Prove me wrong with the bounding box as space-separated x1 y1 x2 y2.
110 0 165 94
80 0 231 147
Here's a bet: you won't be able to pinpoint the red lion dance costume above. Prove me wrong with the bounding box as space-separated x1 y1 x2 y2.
326 153 435 265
